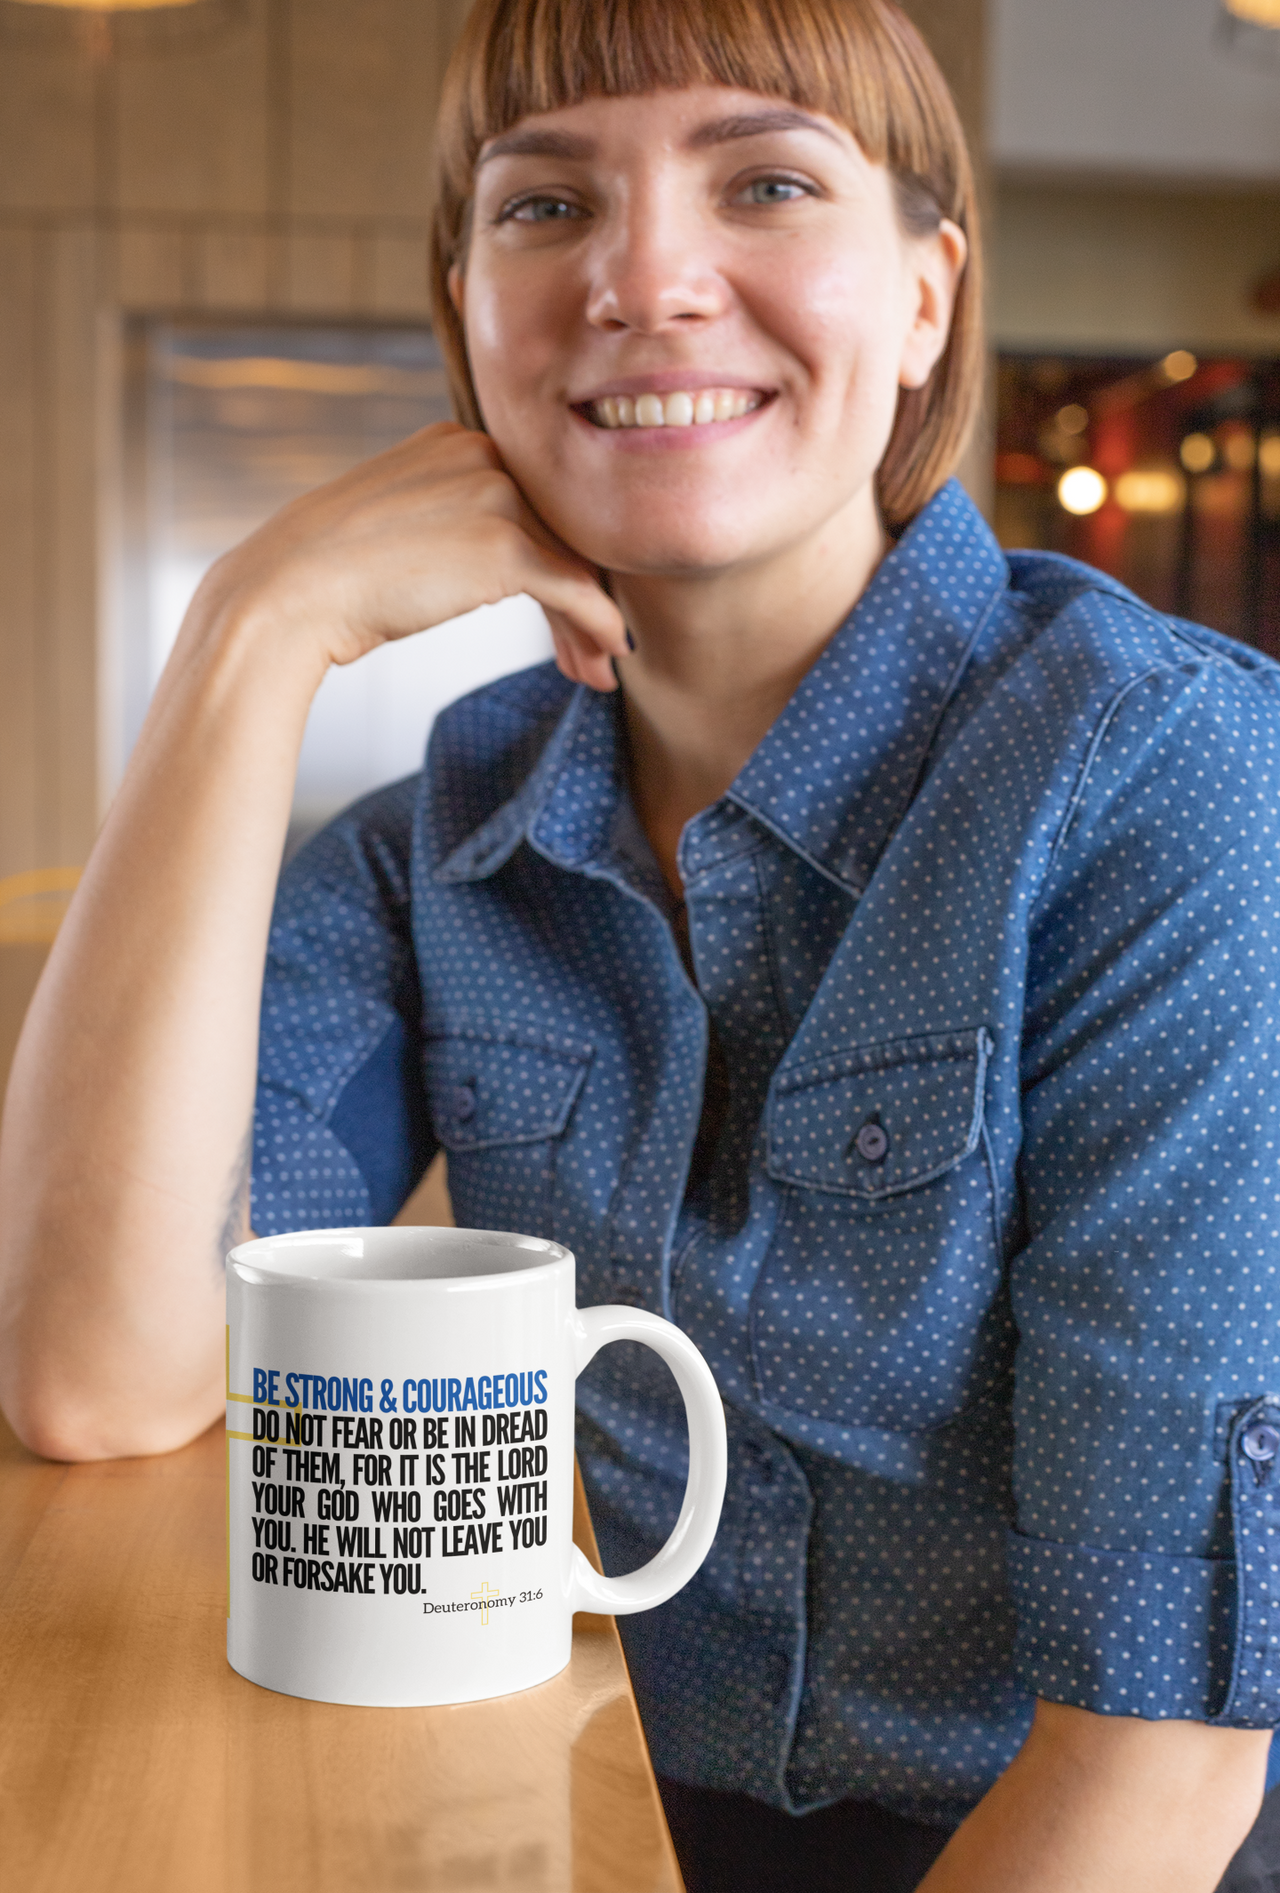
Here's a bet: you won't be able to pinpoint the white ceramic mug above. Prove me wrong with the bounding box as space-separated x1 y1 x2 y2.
226 1226 727 1707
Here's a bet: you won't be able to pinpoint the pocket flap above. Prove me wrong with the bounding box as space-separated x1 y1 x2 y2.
425 1028 592 1151
767 1027 992 1200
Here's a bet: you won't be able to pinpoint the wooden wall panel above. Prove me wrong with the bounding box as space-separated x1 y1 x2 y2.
898 0 985 153
115 225 190 311
284 230 357 312
286 0 441 221
112 3 271 218
368 231 431 318
0 228 40 876
195 227 272 310
0 40 96 215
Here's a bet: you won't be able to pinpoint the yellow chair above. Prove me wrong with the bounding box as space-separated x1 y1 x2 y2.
0 867 81 947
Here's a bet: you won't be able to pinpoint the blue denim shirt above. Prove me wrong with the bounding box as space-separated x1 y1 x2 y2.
254 481 1280 1822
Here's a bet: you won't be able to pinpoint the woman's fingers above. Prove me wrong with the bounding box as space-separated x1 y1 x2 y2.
543 606 619 693
499 528 626 675
498 486 626 687
211 420 627 681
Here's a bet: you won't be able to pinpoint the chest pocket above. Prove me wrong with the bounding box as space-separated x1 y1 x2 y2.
424 1027 592 1240
752 1028 1002 1432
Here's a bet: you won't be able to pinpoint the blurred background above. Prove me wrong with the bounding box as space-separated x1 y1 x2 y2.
1 0 1279 1101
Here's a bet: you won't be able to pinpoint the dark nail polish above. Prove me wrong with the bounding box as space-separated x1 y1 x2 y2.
625 628 636 652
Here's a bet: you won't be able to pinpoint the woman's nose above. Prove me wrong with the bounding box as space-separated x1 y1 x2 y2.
584 194 729 335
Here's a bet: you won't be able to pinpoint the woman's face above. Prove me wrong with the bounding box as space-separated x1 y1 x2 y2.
456 85 964 579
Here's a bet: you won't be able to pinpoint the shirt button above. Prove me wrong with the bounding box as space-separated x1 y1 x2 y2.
1242 1422 1280 1464
451 1084 477 1122
854 1121 889 1164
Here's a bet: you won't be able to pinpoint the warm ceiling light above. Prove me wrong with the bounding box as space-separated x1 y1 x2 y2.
1224 0 1280 24
1114 469 1185 515
1160 350 1199 384
1056 403 1089 436
1181 433 1217 474
6 0 202 9
1261 435 1280 478
1058 467 1107 516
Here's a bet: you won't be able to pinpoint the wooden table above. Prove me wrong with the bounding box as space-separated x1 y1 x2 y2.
0 1413 684 1892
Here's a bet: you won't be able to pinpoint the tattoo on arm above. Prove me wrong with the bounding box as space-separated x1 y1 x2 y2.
217 1127 252 1273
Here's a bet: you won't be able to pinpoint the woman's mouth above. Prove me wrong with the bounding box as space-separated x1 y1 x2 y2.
585 389 766 429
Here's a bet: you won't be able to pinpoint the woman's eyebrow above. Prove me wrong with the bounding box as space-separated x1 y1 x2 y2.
478 107 843 169
686 108 843 149
478 129 595 166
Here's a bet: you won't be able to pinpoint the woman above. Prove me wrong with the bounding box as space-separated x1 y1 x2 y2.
1 1 1277 1887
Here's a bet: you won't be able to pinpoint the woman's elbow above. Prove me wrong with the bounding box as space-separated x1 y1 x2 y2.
0 1352 219 1463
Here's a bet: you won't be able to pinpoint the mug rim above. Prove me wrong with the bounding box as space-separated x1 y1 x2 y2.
227 1225 572 1289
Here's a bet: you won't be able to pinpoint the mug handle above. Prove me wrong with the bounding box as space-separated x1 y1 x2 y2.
567 1304 728 1616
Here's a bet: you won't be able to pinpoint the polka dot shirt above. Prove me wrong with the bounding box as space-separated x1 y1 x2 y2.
254 481 1280 1822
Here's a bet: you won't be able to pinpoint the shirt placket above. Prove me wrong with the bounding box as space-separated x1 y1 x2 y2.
1213 1397 1280 1726
679 804 793 1238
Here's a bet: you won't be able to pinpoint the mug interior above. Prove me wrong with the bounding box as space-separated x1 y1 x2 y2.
228 1226 569 1285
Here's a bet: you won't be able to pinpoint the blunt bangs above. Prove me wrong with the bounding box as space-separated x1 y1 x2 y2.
430 0 984 528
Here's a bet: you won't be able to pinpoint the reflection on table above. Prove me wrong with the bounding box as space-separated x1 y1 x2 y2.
0 1412 683 1892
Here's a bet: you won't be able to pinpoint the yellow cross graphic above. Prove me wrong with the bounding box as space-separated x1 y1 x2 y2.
470 1580 501 1625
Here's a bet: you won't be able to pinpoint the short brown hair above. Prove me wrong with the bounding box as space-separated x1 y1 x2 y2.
430 0 983 530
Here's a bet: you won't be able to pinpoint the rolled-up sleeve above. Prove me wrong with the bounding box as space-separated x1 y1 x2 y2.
1009 654 1280 1725
252 776 435 1235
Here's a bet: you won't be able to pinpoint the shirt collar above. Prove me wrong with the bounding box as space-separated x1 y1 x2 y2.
434 680 623 884
436 480 1007 893
725 480 1008 892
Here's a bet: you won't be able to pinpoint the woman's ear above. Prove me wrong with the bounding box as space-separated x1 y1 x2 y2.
448 262 464 314
898 219 967 391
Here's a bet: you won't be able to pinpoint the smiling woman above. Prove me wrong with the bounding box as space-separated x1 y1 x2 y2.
2 3 1280 1892
431 0 983 531
455 84 968 634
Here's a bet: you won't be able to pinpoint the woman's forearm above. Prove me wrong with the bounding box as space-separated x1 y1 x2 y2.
0 583 325 1462
918 1700 1270 1893
0 423 624 1464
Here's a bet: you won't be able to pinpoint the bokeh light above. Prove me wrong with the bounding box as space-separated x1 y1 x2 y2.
1114 469 1185 515
6 0 203 9
1223 429 1257 472
1058 466 1108 515
1160 350 1199 384
1224 0 1280 25
996 349 1278 653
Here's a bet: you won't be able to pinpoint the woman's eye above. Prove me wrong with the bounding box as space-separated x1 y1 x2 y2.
503 195 584 224
735 176 813 206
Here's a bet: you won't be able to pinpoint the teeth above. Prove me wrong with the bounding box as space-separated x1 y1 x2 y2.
590 389 763 429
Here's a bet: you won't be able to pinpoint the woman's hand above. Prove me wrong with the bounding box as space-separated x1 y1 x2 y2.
0 420 623 1464
918 1700 1269 1893
198 420 627 692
